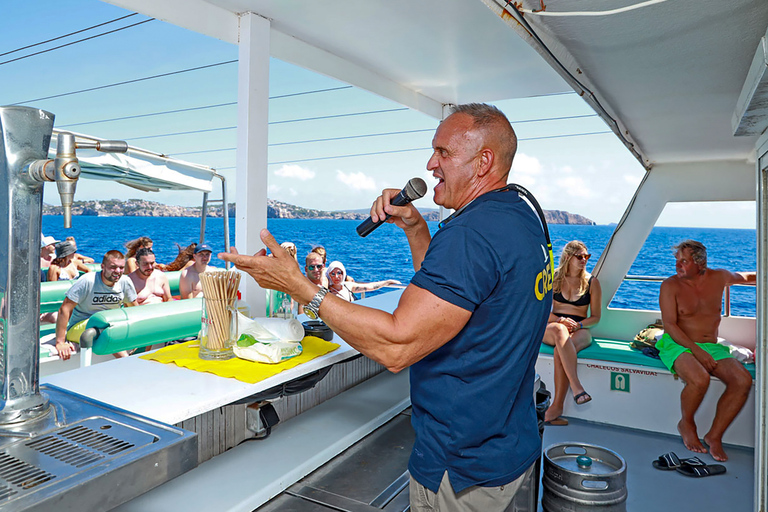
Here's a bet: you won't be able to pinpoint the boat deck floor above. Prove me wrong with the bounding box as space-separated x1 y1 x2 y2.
255 412 754 512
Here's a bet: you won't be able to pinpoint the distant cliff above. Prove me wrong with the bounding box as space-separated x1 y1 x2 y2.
43 199 595 224
542 210 596 225
419 208 595 225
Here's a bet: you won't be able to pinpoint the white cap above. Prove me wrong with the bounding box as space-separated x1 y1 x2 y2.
41 235 59 248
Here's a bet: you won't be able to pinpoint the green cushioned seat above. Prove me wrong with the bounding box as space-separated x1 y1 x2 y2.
87 298 203 355
40 279 77 313
539 338 756 379
166 271 181 296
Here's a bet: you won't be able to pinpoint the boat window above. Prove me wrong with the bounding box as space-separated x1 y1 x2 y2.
609 201 756 318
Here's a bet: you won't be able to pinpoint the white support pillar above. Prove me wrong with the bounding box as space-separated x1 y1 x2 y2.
755 134 768 512
236 12 270 316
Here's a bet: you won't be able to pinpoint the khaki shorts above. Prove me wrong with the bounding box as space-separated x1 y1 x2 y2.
409 464 534 512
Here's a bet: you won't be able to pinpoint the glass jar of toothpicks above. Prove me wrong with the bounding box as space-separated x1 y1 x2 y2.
198 270 241 360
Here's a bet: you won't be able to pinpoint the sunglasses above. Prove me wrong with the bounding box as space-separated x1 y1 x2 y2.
574 254 591 261
307 264 324 270
329 270 343 276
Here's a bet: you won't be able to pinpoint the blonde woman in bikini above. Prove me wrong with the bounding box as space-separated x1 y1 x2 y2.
542 240 602 425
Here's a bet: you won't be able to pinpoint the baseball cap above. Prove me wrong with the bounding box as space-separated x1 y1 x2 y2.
195 243 213 254
41 235 58 248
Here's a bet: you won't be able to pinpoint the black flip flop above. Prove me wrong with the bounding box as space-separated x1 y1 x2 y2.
652 453 706 471
573 391 592 405
652 452 681 470
676 462 726 477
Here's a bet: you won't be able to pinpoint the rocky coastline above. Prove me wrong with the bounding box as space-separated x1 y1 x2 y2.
43 198 596 225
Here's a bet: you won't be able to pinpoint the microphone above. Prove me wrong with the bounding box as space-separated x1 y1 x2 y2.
356 177 428 237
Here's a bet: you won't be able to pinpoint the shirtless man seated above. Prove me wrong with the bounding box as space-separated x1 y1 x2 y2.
128 247 172 305
658 240 756 461
179 243 215 299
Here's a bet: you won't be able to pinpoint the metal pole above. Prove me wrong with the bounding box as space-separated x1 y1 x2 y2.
200 192 208 246
219 174 231 269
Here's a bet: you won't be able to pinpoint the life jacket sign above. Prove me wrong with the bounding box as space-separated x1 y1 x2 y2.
611 372 630 392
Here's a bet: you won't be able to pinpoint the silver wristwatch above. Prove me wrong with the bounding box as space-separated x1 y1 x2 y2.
304 287 329 320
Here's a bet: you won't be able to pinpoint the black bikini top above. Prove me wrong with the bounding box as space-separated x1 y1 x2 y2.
553 276 593 307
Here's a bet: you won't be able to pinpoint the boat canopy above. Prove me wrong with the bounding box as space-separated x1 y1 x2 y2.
102 0 767 168
50 129 217 193
48 129 231 264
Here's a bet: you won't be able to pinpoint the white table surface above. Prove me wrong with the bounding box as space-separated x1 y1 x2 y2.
42 290 404 425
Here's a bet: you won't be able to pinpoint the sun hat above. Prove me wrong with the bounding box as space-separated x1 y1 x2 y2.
54 240 76 259
195 243 213 254
41 235 58 248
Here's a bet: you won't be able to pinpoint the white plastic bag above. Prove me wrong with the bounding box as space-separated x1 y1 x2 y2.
719 338 755 364
232 312 304 364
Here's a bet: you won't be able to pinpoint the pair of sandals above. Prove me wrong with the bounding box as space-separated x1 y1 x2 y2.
653 452 726 477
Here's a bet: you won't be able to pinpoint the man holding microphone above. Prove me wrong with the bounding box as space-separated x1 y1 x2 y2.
220 103 552 511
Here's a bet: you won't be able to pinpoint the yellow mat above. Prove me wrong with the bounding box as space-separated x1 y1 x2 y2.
139 336 340 384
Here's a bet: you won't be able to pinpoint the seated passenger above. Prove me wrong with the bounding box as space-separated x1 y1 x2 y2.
128 247 172 305
47 241 80 282
281 241 299 266
40 234 58 270
326 261 401 302
305 252 325 287
659 240 755 461
179 244 215 299
55 250 138 360
124 236 153 274
311 246 329 287
65 236 95 272
542 241 602 425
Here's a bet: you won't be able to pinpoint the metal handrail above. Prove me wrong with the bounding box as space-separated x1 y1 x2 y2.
358 284 407 300
623 274 754 317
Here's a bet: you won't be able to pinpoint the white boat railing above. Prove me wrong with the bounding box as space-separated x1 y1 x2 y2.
623 275 755 317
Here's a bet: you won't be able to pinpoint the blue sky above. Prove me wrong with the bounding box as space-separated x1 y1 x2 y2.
0 0 755 228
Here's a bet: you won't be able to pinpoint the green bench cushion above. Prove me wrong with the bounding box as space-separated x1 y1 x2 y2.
539 338 756 379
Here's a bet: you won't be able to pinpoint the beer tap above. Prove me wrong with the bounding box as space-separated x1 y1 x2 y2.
27 132 128 228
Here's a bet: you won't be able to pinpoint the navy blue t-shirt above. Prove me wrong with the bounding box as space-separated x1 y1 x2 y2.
408 188 553 493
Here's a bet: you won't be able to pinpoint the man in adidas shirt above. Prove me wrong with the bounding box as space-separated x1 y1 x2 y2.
55 250 138 360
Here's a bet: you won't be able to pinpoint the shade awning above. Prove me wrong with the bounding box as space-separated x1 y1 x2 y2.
50 130 217 194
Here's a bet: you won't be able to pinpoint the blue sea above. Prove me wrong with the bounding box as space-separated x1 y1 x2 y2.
41 217 756 317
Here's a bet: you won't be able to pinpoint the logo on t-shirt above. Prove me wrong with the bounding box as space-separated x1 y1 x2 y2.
534 245 553 301
91 293 122 305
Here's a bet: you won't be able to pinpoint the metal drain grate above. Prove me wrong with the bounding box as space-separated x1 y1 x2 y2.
0 452 55 490
0 386 197 512
26 434 105 468
0 416 158 508
25 423 137 469
59 425 135 455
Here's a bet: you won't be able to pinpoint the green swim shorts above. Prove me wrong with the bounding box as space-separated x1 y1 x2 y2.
655 333 733 374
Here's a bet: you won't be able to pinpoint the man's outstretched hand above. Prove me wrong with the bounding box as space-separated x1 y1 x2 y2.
218 229 315 304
